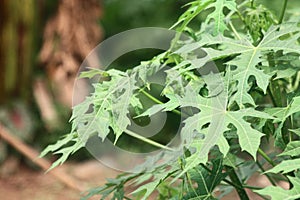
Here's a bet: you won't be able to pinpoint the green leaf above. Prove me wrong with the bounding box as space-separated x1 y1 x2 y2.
131 166 179 200
170 0 212 31
255 176 300 200
290 128 300 137
266 96 300 148
183 159 227 199
78 67 105 79
287 96 300 117
40 133 76 158
108 74 137 142
223 153 237 168
171 0 236 36
81 173 137 200
275 68 297 80
266 158 300 174
280 141 300 157
154 79 272 181
179 23 300 107
136 93 179 118
205 0 237 35
178 87 269 159
40 132 84 170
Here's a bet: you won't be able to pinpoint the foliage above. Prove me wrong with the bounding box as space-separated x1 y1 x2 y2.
42 0 300 199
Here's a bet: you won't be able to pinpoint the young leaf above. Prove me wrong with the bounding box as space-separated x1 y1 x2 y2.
178 23 300 107
40 132 84 170
147 81 272 181
170 0 212 31
78 67 105 79
81 173 138 200
205 0 236 35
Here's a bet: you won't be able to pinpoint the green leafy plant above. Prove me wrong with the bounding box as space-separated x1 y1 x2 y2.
42 0 300 199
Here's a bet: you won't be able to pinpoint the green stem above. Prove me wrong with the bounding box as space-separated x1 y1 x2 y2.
199 164 238 189
257 149 289 191
278 0 288 24
140 89 182 116
200 163 261 195
229 21 241 40
250 0 254 8
267 52 291 145
138 77 276 194
257 148 276 167
140 83 273 195
140 88 164 105
123 129 174 151
256 160 277 186
225 166 250 200
242 185 261 190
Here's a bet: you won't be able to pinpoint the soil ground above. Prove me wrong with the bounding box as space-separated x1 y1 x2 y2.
0 159 288 200
0 160 118 200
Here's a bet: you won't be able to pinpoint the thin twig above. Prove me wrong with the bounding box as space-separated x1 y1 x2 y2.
123 129 174 151
256 160 277 186
278 0 288 24
0 124 83 192
257 148 276 167
225 166 250 200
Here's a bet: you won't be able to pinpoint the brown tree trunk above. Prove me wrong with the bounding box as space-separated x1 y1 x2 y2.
40 0 103 107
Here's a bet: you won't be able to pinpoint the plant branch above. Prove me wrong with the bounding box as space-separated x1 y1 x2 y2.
124 129 174 151
225 166 250 200
199 163 262 194
278 0 288 24
140 82 272 196
140 88 164 105
250 0 254 8
229 21 242 40
256 160 277 186
139 88 181 116
257 148 276 167
0 124 83 191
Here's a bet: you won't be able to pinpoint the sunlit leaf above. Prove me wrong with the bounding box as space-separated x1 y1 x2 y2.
255 177 300 200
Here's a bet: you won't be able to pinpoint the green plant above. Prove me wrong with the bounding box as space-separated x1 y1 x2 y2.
42 0 300 199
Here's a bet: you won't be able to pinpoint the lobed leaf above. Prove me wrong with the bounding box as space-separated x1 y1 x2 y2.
255 177 300 200
280 141 300 157
266 158 300 174
205 0 237 35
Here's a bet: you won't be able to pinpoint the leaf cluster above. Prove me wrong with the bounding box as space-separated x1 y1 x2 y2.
42 0 300 199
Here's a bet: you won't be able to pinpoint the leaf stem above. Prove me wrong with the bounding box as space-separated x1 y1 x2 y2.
200 163 261 194
250 0 254 8
257 148 276 167
123 129 174 151
225 166 250 200
229 21 241 40
242 185 261 190
278 0 288 24
139 88 181 116
140 88 164 105
199 164 235 188
256 160 277 186
267 53 291 145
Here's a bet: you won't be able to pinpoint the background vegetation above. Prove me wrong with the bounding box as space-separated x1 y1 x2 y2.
1 0 300 199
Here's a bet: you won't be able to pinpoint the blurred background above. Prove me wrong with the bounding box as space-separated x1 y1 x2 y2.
0 0 297 199
0 0 186 199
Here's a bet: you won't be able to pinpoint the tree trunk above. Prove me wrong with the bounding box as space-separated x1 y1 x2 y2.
0 0 36 104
